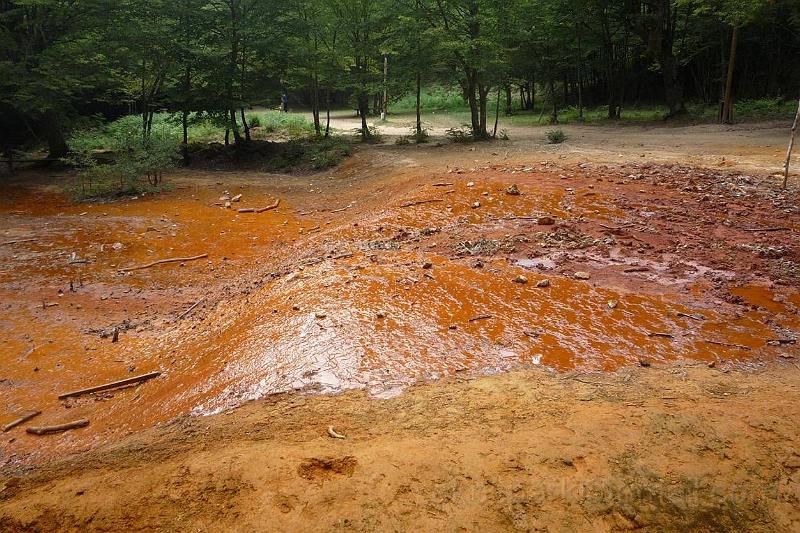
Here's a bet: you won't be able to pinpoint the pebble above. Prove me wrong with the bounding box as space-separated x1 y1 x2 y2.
314 311 327 319
467 181 475 187
513 275 528 284
376 310 386 318
574 271 591 280
506 184 521 196
422 261 433 269
607 300 618 309
536 279 550 288
471 201 481 209
537 216 555 225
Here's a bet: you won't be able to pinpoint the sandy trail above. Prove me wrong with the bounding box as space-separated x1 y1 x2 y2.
1 121 800 531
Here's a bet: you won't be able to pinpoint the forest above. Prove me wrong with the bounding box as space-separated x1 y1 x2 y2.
2 0 799 158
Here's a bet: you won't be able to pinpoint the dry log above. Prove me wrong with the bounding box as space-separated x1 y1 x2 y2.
119 254 208 272
27 419 89 435
3 410 41 432
58 371 161 399
401 199 443 207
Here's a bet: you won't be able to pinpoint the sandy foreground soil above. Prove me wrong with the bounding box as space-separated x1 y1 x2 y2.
1 119 800 531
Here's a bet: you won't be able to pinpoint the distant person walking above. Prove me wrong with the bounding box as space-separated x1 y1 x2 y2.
281 93 289 113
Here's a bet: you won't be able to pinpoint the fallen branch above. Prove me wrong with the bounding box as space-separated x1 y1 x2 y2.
58 371 161 399
401 199 443 208
704 339 751 351
0 238 36 246
330 205 351 213
178 298 205 320
27 419 89 435
327 426 346 439
469 314 493 322
624 266 649 273
238 199 280 214
677 312 705 321
2 410 41 432
648 332 674 339
119 254 208 272
741 227 790 232
431 182 454 187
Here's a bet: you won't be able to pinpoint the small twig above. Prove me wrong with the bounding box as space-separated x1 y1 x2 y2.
27 419 89 435
648 332 674 339
330 205 351 213
2 410 41 432
178 298 205 320
0 238 36 246
431 182 454 187
401 199 443 208
677 312 705 321
741 227 790 232
119 253 208 272
704 339 751 350
469 314 492 322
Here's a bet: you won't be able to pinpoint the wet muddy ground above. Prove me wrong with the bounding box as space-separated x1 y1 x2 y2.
1 134 799 469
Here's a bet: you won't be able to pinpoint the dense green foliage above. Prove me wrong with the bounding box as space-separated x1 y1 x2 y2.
2 0 799 152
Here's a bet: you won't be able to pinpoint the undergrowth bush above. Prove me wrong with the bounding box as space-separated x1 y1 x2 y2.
446 125 474 143
546 129 567 144
65 125 179 199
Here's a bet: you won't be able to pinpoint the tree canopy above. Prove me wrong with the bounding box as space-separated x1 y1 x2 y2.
1 0 798 153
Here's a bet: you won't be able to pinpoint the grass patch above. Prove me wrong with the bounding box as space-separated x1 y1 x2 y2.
246 111 315 138
392 85 469 114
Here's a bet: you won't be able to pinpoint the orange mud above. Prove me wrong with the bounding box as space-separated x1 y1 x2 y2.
1 147 800 467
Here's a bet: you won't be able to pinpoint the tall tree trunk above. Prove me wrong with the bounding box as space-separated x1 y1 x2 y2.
576 22 584 122
505 85 513 116
493 88 501 138
44 109 68 158
720 25 739 124
549 77 558 124
784 98 800 189
478 84 489 139
229 109 241 144
182 110 189 165
415 71 422 135
358 93 370 139
312 73 321 136
324 87 331 138
240 107 251 142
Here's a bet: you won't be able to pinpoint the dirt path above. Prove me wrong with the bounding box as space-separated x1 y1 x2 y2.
2 364 799 532
1 122 800 530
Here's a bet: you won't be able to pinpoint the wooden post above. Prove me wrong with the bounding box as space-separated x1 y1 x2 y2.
784 98 800 189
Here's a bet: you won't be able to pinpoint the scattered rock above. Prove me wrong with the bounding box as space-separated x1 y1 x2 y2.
513 275 528 284
314 311 327 319
505 184 521 196
376 310 386 319
422 261 433 269
638 359 651 367
466 181 475 187
536 279 550 288
471 201 481 209
537 216 555 225
607 300 618 309
574 271 591 280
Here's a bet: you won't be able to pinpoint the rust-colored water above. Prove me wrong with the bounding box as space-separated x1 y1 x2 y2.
1 166 797 462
